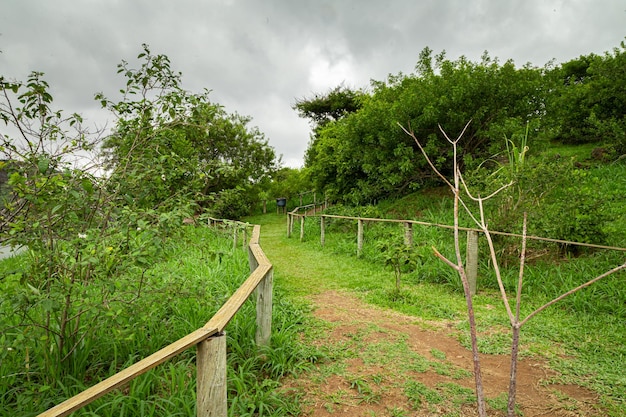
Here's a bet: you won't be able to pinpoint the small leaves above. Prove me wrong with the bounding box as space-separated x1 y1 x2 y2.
37 157 50 174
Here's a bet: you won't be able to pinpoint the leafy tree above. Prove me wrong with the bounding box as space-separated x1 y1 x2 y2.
0 44 277 401
99 44 278 217
377 238 421 292
293 85 365 128
302 48 549 205
548 40 626 152
0 70 163 391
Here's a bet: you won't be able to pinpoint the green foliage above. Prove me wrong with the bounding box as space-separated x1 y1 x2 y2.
302 47 550 204
294 85 365 128
0 44 285 415
376 239 421 291
207 187 252 220
469 154 611 252
300 40 626 205
547 40 626 152
1 226 319 416
99 44 278 215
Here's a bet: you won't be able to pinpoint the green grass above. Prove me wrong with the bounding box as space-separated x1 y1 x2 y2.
0 225 319 416
247 175 626 414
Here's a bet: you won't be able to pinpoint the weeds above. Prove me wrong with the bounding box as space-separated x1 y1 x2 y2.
1 225 318 416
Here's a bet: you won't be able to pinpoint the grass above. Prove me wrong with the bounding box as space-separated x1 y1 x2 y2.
4 156 623 416
247 173 626 415
0 225 319 416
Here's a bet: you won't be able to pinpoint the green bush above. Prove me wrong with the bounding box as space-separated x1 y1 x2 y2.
208 188 253 220
469 156 610 253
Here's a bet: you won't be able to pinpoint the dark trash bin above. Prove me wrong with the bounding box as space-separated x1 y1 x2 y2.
276 198 287 214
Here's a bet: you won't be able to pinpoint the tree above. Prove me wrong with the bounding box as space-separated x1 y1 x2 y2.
0 70 161 391
548 40 626 152
293 85 365 128
302 48 549 205
0 45 278 402
99 44 278 217
402 121 626 417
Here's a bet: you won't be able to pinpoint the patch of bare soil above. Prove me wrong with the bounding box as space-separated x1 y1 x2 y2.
286 290 603 417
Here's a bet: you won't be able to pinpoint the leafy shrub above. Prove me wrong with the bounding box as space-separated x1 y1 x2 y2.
376 238 422 291
208 188 253 220
469 156 610 253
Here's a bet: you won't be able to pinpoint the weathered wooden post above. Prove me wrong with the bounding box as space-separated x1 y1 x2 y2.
320 216 326 247
248 229 273 346
196 332 227 417
248 242 259 273
357 219 364 257
466 230 479 296
404 222 413 247
287 214 292 238
242 226 247 250
232 226 237 252
255 269 273 346
300 216 305 242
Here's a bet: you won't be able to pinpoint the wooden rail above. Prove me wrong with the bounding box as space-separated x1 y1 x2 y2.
288 212 626 252
288 209 626 295
38 221 273 417
286 202 326 239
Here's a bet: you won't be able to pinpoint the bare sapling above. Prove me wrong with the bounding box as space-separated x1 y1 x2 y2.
400 121 626 417
400 121 488 417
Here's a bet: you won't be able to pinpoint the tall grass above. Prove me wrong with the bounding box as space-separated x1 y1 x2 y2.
0 225 319 416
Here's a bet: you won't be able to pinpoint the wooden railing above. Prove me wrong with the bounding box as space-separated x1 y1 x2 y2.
38 221 273 417
287 210 626 295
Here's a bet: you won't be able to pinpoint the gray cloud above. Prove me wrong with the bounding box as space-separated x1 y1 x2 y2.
1 0 624 168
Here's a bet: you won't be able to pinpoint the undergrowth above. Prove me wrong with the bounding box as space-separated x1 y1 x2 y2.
0 225 320 416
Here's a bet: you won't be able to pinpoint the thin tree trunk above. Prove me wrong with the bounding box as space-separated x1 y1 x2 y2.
507 324 521 417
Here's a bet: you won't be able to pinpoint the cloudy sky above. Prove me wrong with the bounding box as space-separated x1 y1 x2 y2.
1 1 624 168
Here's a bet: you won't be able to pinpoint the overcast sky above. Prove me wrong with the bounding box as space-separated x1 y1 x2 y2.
1 1 624 168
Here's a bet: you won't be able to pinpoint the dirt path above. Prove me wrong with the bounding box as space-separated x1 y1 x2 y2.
290 290 600 417
253 215 604 416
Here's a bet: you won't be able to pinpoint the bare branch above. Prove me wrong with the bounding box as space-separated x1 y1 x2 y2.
459 170 513 202
438 119 472 145
432 246 460 271
398 122 454 190
520 261 626 327
479 198 515 324
515 214 528 321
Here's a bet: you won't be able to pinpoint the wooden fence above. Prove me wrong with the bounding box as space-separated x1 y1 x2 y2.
38 219 272 417
287 208 626 295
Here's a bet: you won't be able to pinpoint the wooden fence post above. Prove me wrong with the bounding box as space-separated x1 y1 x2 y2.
404 222 413 247
287 214 292 238
232 227 237 252
320 216 325 247
466 230 479 296
255 269 273 346
197 332 227 417
357 219 364 257
300 216 305 242
248 245 259 273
